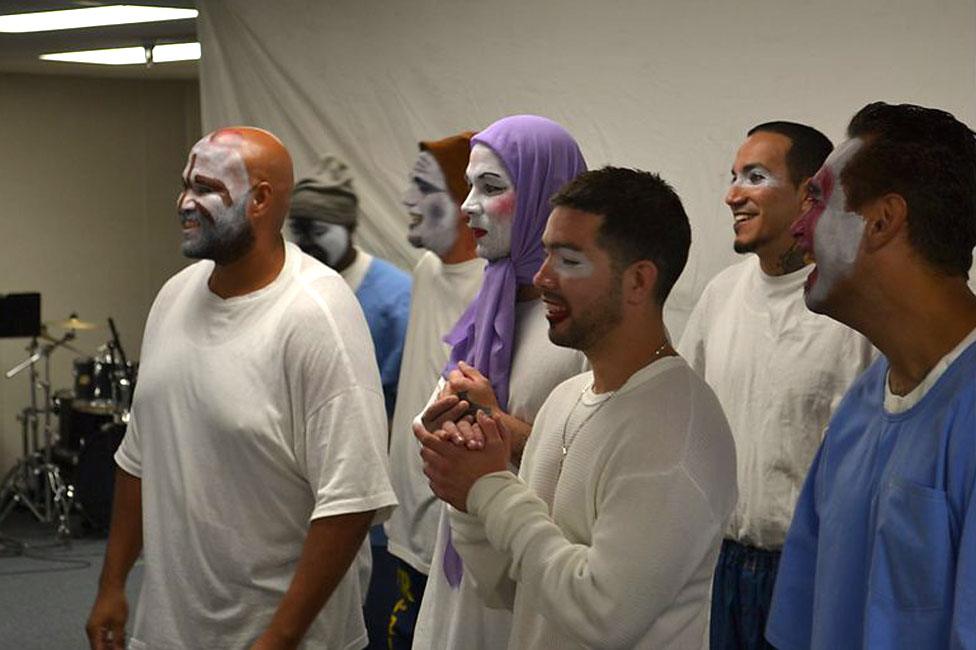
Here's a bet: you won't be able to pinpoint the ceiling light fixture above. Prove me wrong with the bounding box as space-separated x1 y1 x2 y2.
0 5 197 33
40 42 201 65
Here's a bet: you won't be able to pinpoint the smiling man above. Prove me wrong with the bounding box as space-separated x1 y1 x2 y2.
86 127 396 650
767 102 976 650
417 166 737 649
677 121 875 650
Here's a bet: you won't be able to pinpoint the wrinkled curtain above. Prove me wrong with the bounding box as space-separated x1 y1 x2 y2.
196 0 976 338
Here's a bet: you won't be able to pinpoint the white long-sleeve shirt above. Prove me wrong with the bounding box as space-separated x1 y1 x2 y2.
451 357 737 650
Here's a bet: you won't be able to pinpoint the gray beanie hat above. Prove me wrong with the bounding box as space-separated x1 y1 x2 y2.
290 154 358 229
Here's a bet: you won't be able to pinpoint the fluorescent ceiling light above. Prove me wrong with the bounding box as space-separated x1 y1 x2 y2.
0 5 197 33
40 42 201 65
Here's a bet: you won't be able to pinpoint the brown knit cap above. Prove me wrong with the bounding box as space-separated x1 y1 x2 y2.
419 131 477 205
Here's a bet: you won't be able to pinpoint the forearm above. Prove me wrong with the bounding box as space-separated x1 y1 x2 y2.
97 468 143 591
258 511 373 648
450 490 517 610
470 471 719 649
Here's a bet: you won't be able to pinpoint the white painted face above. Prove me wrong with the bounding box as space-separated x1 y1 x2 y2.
178 134 254 263
402 151 459 256
791 138 866 313
288 217 350 268
461 144 516 261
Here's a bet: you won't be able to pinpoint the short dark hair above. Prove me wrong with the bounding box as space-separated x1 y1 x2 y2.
550 166 691 305
747 121 834 185
843 102 976 277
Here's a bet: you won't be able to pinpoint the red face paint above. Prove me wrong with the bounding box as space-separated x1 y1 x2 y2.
792 165 835 258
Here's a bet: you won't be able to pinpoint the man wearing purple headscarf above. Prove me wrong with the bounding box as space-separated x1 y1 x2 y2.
411 115 589 650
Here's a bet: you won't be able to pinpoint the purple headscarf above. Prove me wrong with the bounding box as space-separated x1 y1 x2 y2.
442 115 587 410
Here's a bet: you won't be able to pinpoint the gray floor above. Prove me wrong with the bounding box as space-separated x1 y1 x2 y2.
0 509 144 650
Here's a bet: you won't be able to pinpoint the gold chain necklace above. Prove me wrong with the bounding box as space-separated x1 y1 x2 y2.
558 340 671 472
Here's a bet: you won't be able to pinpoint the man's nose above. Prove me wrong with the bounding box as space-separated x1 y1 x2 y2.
533 258 556 290
725 184 747 208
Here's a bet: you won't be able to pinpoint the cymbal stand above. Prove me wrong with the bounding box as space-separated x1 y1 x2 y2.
0 332 76 538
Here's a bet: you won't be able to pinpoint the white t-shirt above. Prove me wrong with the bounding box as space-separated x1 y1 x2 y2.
677 256 875 549
451 357 737 650
412 298 588 650
385 251 485 573
115 242 398 650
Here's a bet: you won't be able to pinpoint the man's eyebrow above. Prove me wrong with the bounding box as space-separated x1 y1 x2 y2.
544 242 584 253
193 174 233 206
740 163 770 175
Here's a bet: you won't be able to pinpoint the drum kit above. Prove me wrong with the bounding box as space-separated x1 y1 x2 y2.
0 314 137 538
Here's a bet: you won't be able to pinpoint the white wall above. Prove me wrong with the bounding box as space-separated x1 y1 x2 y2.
0 73 201 473
197 0 976 337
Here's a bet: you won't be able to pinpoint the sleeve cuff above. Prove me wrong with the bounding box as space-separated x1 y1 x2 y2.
466 470 519 516
311 492 399 525
113 447 142 479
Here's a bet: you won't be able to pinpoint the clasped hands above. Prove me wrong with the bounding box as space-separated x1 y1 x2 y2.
414 361 512 513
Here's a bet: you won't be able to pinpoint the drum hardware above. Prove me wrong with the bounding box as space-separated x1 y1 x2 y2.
1 311 138 539
0 328 78 538
37 325 86 356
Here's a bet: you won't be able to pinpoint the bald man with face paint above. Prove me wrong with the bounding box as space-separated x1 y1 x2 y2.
767 102 976 650
677 122 876 650
87 127 396 650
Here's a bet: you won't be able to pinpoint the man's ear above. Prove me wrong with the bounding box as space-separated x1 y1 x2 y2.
797 177 814 212
247 180 274 219
862 193 908 254
624 260 659 307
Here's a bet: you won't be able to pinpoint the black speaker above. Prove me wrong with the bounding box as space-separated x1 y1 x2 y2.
0 293 41 338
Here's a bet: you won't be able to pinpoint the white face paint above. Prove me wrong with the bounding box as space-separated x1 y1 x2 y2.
729 164 783 190
792 138 866 312
461 144 516 261
551 246 595 279
178 133 255 263
288 218 350 268
402 151 459 257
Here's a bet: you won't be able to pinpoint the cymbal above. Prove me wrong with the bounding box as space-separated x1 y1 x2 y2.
47 316 102 331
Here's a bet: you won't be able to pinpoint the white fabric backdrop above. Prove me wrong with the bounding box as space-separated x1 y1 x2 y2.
196 0 976 339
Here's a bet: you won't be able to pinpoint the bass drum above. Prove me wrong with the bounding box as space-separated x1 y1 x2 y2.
55 389 112 452
75 420 125 532
53 392 125 532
